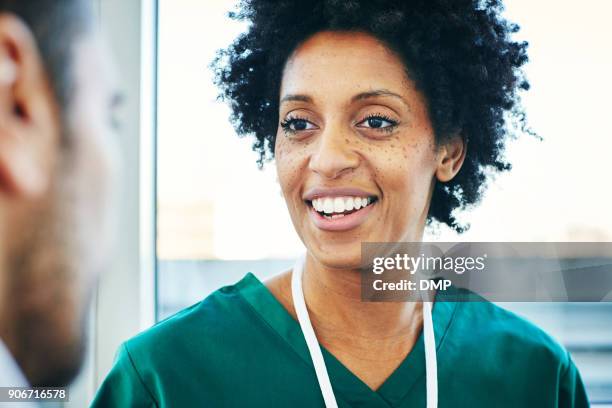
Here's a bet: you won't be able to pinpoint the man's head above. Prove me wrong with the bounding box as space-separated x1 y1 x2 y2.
0 0 120 386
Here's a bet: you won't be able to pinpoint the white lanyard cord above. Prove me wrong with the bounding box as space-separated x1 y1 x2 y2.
422 300 438 408
291 255 438 408
291 255 339 408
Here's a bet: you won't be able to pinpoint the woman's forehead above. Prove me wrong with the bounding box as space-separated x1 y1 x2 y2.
280 31 411 99
279 32 419 112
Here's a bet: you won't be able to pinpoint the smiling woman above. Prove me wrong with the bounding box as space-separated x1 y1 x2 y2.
214 0 530 234
92 1 590 407
273 31 465 269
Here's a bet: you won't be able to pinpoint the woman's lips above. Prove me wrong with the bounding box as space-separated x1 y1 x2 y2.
307 199 376 231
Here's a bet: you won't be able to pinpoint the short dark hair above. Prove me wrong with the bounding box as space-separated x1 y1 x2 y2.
0 0 92 110
213 0 532 232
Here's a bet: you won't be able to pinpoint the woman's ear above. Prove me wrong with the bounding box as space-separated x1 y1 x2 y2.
435 135 466 183
0 13 59 198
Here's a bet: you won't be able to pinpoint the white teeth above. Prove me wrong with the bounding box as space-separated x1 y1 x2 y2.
323 198 334 214
345 197 354 211
333 197 345 213
311 195 374 214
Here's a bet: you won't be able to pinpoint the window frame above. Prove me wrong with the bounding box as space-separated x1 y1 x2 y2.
87 0 159 403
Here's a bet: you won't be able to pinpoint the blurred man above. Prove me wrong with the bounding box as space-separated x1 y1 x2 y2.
0 0 119 391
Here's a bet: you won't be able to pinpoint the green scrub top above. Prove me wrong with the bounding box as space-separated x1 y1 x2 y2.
91 273 589 407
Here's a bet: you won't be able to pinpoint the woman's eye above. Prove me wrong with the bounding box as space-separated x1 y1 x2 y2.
280 117 317 133
357 115 398 130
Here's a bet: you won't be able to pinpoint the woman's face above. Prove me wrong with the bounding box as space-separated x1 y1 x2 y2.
275 31 458 269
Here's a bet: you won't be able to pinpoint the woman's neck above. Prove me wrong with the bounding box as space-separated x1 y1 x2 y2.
265 252 424 390
301 253 422 341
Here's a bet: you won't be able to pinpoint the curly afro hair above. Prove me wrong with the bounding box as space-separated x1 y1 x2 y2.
212 0 531 232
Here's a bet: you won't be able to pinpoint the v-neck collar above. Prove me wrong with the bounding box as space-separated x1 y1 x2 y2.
236 272 458 407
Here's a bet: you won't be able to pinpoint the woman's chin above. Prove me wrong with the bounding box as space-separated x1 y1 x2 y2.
306 242 364 270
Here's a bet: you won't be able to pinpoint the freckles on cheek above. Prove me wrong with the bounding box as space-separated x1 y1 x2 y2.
400 139 436 168
275 138 309 194
371 140 434 203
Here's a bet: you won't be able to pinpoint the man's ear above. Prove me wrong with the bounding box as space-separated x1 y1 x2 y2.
435 134 466 183
0 13 59 198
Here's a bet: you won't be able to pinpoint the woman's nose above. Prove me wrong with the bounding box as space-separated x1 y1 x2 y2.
308 124 359 179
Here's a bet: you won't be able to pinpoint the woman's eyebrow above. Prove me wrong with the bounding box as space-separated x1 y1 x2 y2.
280 94 313 104
351 89 411 109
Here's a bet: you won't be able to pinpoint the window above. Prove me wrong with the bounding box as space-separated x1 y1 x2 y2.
156 0 612 404
156 0 303 317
